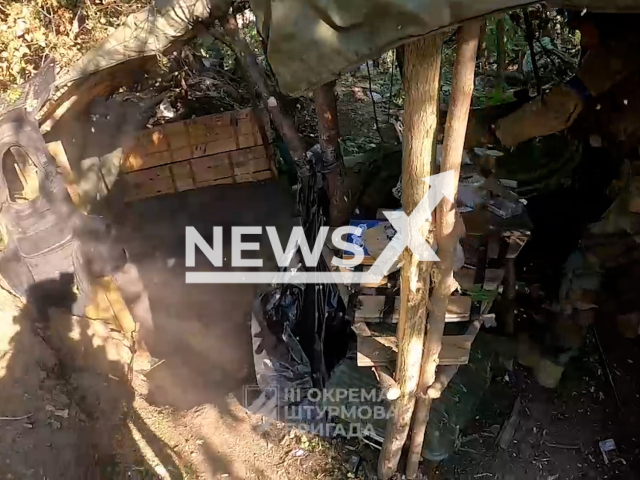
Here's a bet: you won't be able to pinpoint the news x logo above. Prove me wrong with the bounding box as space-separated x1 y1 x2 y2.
185 171 456 284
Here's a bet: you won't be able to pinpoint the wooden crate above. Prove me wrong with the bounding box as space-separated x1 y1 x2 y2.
120 108 276 202
123 144 274 202
121 108 271 173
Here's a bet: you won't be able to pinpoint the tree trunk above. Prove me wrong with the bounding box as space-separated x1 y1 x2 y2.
377 32 443 480
405 21 481 479
315 81 349 226
222 15 309 179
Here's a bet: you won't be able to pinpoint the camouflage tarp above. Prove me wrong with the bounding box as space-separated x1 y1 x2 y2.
60 0 640 93
251 0 640 94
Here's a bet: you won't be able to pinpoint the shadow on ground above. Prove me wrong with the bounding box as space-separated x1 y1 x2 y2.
0 274 182 479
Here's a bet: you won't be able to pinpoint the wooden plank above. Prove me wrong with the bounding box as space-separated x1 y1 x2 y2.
355 296 399 322
355 295 472 323
123 166 175 201
121 109 270 173
192 137 237 159
339 265 388 287
170 162 195 192
191 153 233 184
142 127 170 153
351 322 372 337
356 334 473 367
342 254 376 265
162 121 191 149
187 111 234 145
236 109 260 149
231 146 270 175
446 295 473 321
196 176 234 187
46 141 82 206
234 170 273 183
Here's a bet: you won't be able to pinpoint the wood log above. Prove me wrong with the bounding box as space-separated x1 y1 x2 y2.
315 81 349 226
377 32 443 480
406 21 481 479
222 15 308 178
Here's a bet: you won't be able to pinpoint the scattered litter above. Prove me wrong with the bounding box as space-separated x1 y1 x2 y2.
599 438 620 465
48 419 61 429
347 455 360 473
497 397 521 449
166 258 176 268
46 404 69 418
291 448 307 458
474 147 504 157
481 313 497 328
23 423 33 429
157 98 176 118
367 91 384 103
543 441 581 450
457 206 474 213
498 179 518 189
487 197 524 219
0 413 33 421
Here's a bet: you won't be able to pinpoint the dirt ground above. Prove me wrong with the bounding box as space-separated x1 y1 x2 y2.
437 326 640 480
0 180 356 479
3 176 639 480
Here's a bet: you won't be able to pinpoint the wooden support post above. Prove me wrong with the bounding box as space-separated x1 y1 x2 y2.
222 15 309 178
377 32 444 480
315 81 349 226
406 21 481 479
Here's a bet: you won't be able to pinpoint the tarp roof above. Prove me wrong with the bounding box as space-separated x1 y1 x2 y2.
251 0 640 94
60 0 640 95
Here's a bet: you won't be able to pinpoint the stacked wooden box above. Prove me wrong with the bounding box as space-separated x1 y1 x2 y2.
322 229 480 371
121 108 275 202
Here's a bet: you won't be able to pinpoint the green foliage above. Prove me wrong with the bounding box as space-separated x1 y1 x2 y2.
486 85 515 106
0 0 150 93
341 136 378 157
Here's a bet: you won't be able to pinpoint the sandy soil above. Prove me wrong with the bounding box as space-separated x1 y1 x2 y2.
0 180 356 479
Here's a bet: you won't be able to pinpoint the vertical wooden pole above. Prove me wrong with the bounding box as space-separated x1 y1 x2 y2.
377 32 444 480
406 21 481 479
315 81 349 226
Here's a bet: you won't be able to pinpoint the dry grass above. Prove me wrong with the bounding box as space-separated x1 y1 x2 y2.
0 0 149 93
